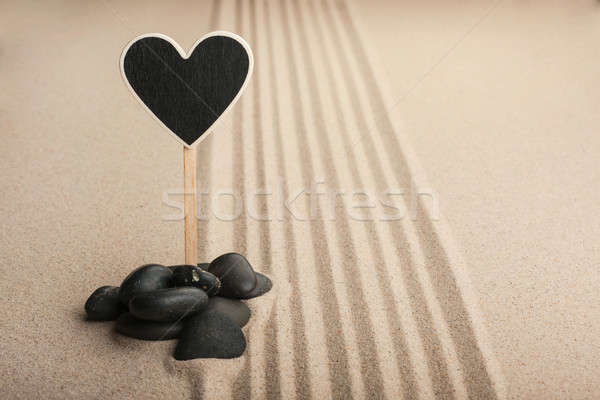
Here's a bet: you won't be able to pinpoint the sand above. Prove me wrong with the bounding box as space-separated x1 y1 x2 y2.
1 0 597 399
357 1 600 398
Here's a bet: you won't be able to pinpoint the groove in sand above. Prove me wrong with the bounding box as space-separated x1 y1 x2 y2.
279 0 360 397
305 1 433 398
288 0 403 398
189 1 504 399
335 0 504 398
263 1 313 398
248 1 279 399
320 1 460 397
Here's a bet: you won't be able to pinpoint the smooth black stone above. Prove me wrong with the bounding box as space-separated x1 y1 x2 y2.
208 253 257 299
85 286 125 320
167 263 209 272
170 265 221 296
174 310 246 360
119 264 172 306
116 313 182 340
129 287 208 322
238 273 273 300
205 297 250 328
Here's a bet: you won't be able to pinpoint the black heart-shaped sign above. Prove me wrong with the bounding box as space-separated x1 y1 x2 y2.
120 32 253 147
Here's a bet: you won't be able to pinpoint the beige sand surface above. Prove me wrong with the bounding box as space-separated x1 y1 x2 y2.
357 1 600 398
1 0 597 399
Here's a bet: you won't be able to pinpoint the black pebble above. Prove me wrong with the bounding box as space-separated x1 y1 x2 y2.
119 264 172 306
168 263 209 271
171 265 221 296
208 253 257 299
197 263 209 271
238 273 273 300
205 297 251 328
174 310 246 360
129 287 208 322
85 286 125 320
116 312 182 340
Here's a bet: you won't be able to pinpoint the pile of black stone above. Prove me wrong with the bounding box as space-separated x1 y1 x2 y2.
84 253 272 360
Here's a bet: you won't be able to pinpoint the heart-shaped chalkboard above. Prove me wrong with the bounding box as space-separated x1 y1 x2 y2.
120 32 253 147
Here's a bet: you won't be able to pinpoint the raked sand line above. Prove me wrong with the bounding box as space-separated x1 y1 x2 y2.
267 2 334 397
179 0 505 399
306 1 430 398
288 1 414 398
263 2 313 398
278 0 356 397
317 1 463 397
339 0 507 398
320 1 460 397
246 2 280 400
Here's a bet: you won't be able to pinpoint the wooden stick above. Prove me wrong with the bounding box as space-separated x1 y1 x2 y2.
183 146 198 265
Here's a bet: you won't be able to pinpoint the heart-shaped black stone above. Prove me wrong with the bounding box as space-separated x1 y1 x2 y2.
121 33 252 146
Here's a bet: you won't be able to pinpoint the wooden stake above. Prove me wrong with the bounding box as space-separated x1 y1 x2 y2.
183 146 198 265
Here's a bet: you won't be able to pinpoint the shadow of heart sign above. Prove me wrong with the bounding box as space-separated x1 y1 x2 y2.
120 32 253 148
